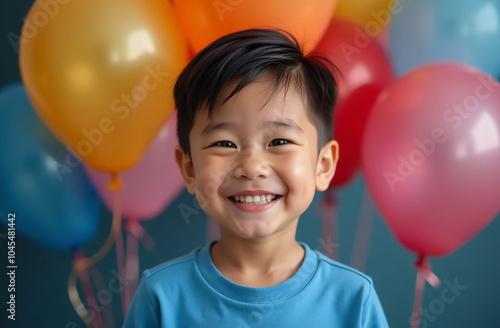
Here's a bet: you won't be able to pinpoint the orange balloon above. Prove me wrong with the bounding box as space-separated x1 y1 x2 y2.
334 0 394 27
20 0 188 173
173 0 338 54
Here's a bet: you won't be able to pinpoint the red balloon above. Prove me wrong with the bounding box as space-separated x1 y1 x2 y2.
314 19 393 187
362 63 500 257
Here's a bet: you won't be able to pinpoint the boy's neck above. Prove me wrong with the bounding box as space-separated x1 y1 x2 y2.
210 229 305 288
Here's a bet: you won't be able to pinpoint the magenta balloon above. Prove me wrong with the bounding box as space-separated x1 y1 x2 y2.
85 114 184 220
362 63 500 257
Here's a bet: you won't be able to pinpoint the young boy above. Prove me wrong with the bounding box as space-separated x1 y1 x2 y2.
123 29 388 327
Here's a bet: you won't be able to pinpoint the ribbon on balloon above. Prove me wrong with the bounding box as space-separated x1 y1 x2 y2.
410 255 441 328
320 190 339 261
68 187 123 328
122 220 156 308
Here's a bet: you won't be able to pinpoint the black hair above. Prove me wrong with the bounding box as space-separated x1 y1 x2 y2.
174 29 338 156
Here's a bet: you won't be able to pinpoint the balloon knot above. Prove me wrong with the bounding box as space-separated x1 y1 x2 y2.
414 254 441 288
124 220 144 238
107 172 123 191
72 251 92 273
414 254 428 270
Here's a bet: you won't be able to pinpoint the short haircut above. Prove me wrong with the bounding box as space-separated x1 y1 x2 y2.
174 29 338 156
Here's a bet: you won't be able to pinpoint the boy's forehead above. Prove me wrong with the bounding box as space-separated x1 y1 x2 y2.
220 76 275 103
192 79 317 139
205 75 308 116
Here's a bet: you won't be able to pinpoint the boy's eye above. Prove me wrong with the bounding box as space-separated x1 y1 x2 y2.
268 139 289 147
212 140 237 148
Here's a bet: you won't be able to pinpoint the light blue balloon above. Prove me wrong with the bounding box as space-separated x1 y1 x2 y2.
0 83 101 250
389 0 500 77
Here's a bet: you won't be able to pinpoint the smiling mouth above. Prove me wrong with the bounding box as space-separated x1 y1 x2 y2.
230 194 278 205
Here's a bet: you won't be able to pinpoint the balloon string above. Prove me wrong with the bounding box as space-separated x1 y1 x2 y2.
114 216 126 318
69 250 104 328
123 219 159 311
410 255 442 328
321 189 338 261
88 264 116 328
124 219 141 311
350 187 375 271
125 219 155 251
410 260 426 328
68 268 93 328
68 176 122 326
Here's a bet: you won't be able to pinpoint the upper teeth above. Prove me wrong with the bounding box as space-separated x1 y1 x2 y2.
233 194 276 204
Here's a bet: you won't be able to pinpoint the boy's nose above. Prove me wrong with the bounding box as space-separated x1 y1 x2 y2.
233 151 270 180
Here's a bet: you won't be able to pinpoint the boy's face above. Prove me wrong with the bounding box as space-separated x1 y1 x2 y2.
175 76 338 241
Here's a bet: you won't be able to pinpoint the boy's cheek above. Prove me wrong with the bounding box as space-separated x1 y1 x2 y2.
196 157 235 185
193 168 224 202
280 154 315 178
194 193 210 212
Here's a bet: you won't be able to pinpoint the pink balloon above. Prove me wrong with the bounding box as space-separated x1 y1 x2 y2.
362 63 500 257
85 114 184 221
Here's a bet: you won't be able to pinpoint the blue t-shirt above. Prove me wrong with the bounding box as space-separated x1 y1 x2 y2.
123 242 388 327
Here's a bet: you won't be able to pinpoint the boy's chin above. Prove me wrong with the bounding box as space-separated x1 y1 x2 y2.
233 230 273 240
218 223 275 241
232 225 290 241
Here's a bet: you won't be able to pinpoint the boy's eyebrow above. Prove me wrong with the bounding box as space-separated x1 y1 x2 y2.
266 118 304 134
201 122 230 137
200 118 304 137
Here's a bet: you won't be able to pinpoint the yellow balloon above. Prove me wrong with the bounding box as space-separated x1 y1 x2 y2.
334 0 394 27
20 0 188 173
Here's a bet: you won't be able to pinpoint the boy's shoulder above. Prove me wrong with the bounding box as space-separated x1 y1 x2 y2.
303 242 374 288
142 246 202 281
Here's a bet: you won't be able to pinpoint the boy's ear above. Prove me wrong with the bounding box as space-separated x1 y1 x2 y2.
174 145 196 195
315 140 339 191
